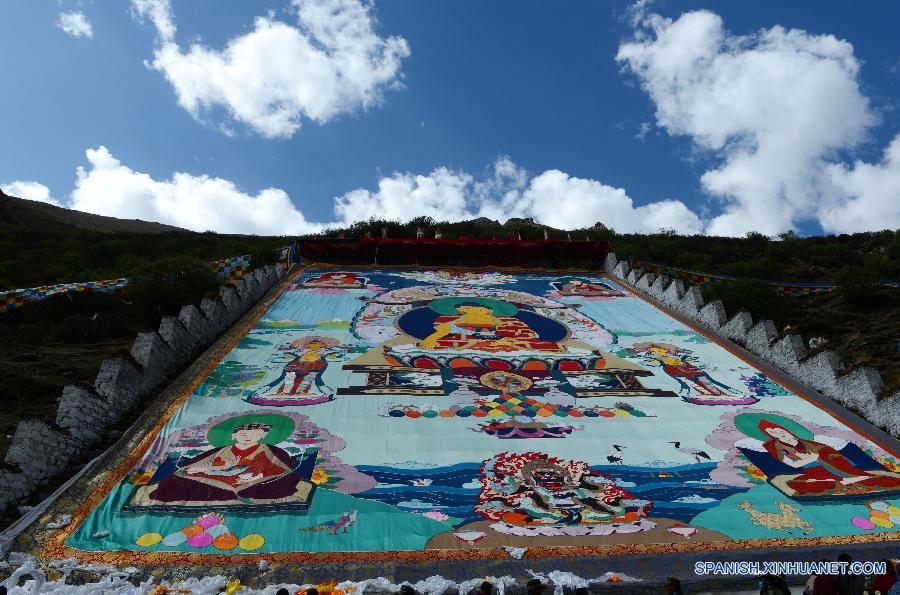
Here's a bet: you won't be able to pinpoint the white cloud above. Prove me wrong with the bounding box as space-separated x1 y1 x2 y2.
522 172 702 234
616 9 895 235
1 180 63 207
335 157 704 234
19 148 698 235
635 121 652 141
131 0 410 138
335 167 474 223
131 0 174 42
69 146 324 234
625 0 655 28
57 11 93 39
819 134 900 233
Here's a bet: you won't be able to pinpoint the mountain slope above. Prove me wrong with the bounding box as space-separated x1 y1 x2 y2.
0 189 183 234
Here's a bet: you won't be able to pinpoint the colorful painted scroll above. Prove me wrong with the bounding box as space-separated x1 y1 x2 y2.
52 269 900 562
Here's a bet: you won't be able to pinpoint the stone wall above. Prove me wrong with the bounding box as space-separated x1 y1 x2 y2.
0 264 287 511
602 252 900 438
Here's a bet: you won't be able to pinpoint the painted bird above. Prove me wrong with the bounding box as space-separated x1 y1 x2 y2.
670 442 711 463
607 444 625 465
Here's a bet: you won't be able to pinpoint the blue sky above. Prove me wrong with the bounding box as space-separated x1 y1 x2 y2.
1 0 898 236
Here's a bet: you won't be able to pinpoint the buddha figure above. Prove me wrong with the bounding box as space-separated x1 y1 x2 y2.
417 301 565 353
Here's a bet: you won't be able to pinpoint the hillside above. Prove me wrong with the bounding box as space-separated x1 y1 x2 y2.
0 193 291 291
0 189 183 234
0 196 292 458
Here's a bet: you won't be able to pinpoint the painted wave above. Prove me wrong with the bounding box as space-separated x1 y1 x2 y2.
356 463 483 524
595 463 745 522
354 461 744 526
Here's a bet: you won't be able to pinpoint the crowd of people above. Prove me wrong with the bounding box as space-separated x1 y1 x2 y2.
661 554 898 595
273 577 559 595
801 555 898 595
270 558 897 595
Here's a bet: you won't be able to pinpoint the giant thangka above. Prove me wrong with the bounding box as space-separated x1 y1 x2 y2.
48 269 900 562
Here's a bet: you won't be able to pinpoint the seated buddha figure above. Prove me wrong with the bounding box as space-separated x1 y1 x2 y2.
418 302 565 353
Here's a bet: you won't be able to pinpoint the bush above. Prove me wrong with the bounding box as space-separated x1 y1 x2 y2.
48 309 133 342
744 231 770 254
806 244 857 269
726 258 786 280
249 248 276 268
128 256 220 325
0 292 137 344
673 251 711 270
887 233 900 261
702 279 786 322
863 253 899 280
834 265 883 308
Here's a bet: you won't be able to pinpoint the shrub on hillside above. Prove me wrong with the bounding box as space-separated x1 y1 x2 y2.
726 258 787 280
48 309 133 342
887 233 900 261
805 243 858 269
672 251 711 270
249 247 277 268
702 279 785 322
0 292 136 344
834 264 884 308
863 253 899 280
129 256 220 325
744 231 770 253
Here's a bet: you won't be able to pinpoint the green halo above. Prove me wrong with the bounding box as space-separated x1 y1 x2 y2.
207 413 296 447
428 296 518 316
734 413 813 441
